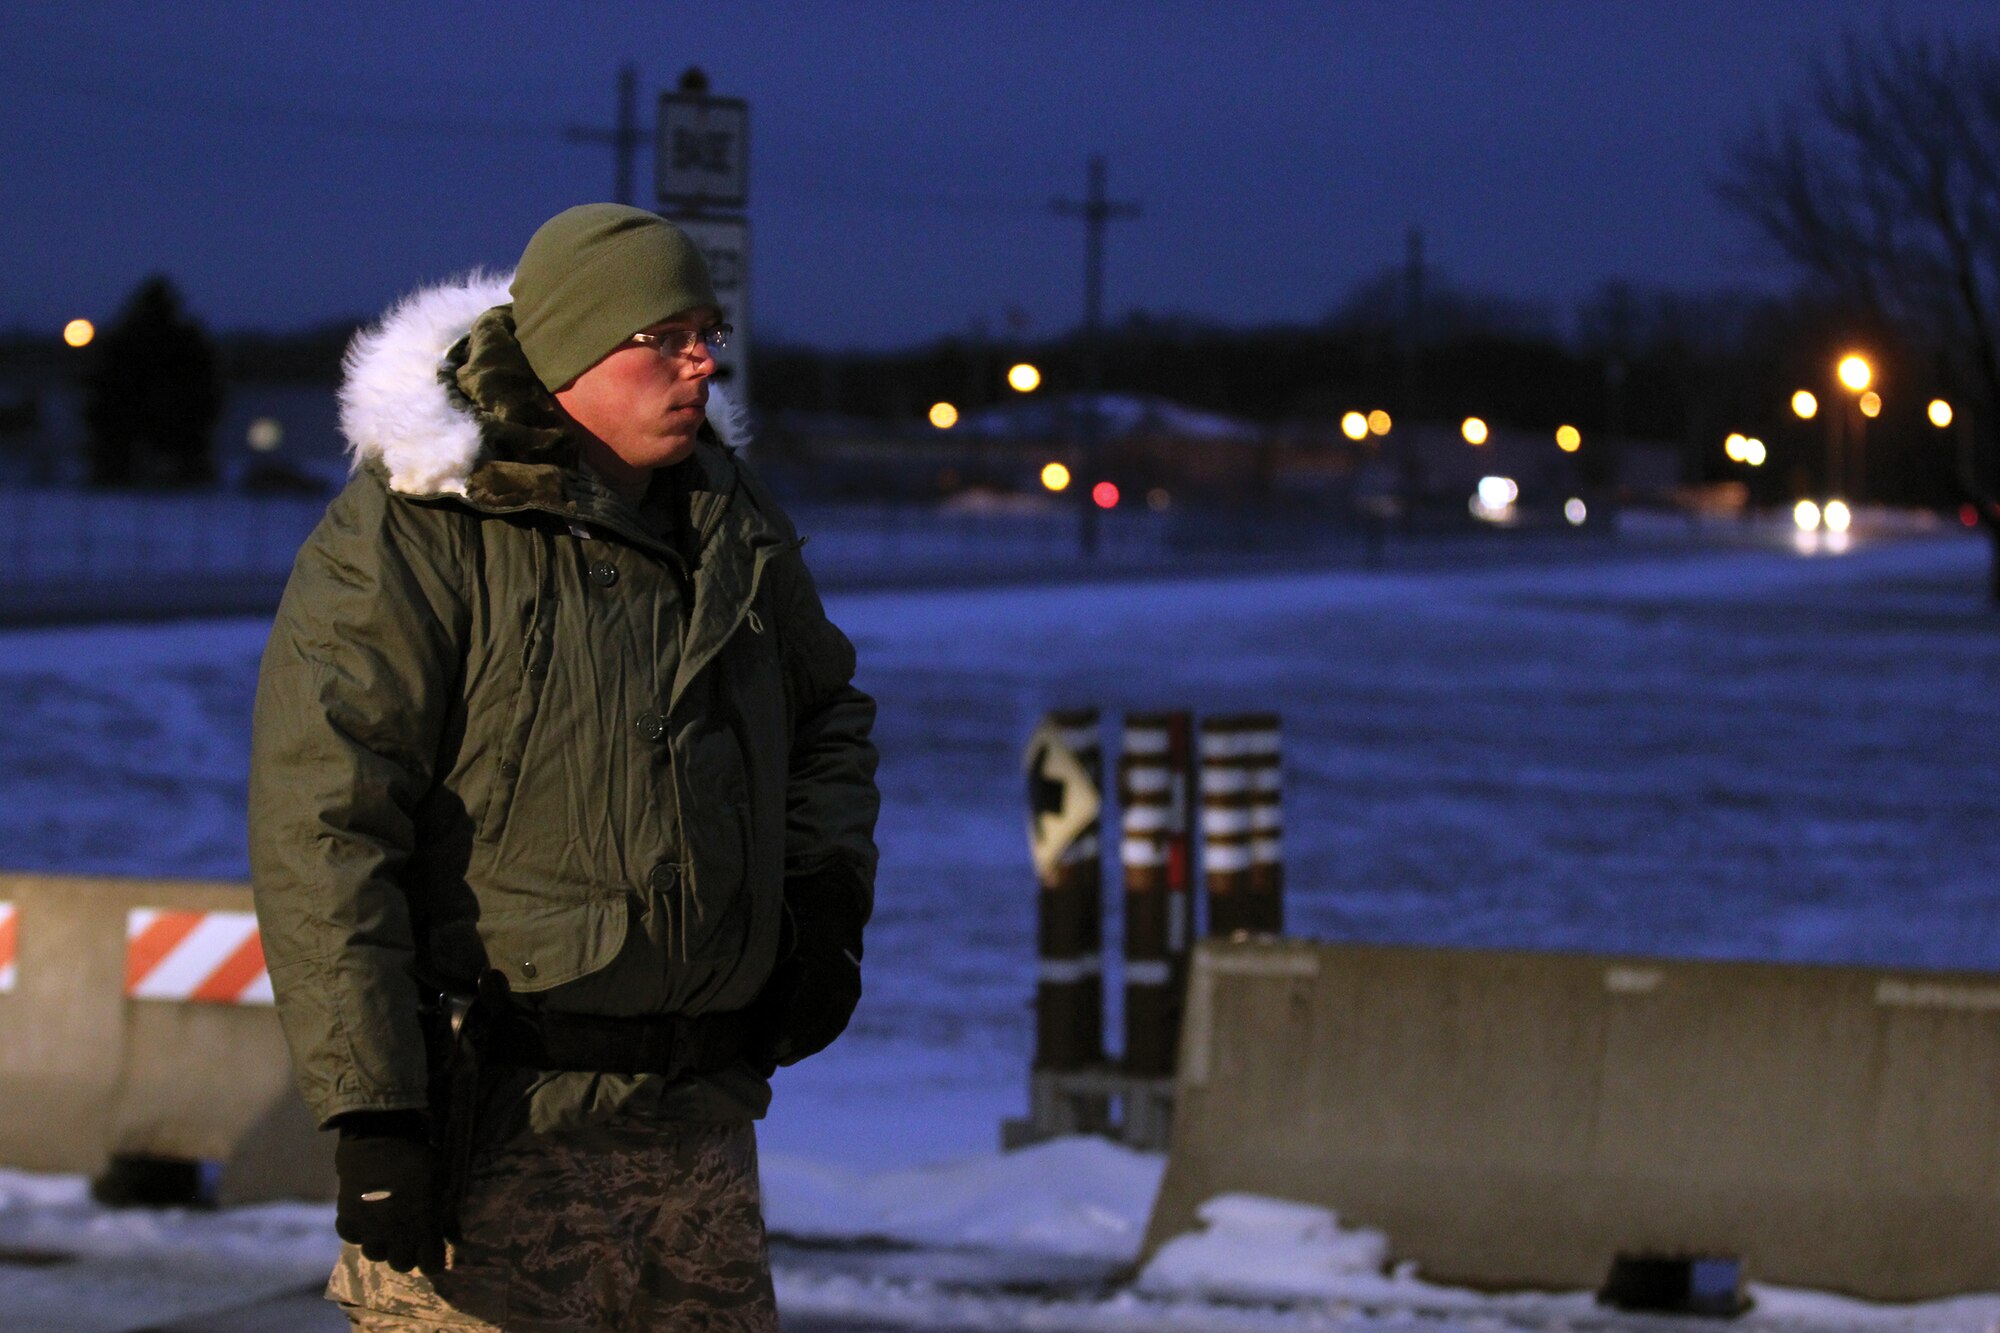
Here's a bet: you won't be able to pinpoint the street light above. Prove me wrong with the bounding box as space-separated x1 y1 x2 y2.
1791 389 1818 419
1367 409 1392 436
1461 416 1489 446
1008 363 1041 393
1341 411 1368 441
1040 461 1071 492
928 402 959 429
1555 424 1581 452
1928 399 1953 429
247 418 284 452
62 319 94 348
1725 432 1748 462
1833 353 1874 501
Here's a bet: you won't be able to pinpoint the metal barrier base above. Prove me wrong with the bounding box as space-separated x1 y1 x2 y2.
1001 1068 1175 1153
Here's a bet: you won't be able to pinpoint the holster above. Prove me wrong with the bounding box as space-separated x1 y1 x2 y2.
418 970 761 1240
419 969 509 1243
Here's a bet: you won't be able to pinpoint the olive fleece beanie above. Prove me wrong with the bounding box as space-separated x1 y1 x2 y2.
509 204 717 391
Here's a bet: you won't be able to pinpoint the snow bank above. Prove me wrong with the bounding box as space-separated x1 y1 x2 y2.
763 1136 1163 1261
0 1168 337 1270
1136 1194 1394 1304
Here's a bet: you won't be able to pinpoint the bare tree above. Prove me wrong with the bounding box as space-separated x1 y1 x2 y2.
1720 29 2000 600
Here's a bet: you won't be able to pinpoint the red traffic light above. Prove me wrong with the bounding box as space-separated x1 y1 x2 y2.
1091 481 1120 510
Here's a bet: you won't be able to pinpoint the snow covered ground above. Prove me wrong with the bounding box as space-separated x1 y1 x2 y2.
1 526 1997 1329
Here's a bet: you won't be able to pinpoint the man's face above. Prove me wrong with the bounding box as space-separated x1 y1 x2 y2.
552 306 720 471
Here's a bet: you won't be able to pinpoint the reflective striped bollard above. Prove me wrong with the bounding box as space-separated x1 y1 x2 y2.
1200 713 1283 937
1120 710 1193 1075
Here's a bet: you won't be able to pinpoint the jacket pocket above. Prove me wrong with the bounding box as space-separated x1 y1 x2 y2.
473 894 629 994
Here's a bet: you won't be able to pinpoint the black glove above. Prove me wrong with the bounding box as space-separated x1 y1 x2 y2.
757 870 866 1070
334 1111 446 1274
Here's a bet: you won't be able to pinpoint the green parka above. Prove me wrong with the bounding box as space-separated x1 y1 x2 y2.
247 275 878 1136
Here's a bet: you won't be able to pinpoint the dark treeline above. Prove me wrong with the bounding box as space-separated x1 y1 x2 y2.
0 272 1969 507
758 274 1965 507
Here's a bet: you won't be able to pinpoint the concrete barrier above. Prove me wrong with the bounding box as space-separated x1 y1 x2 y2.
1143 936 2000 1301
0 873 331 1203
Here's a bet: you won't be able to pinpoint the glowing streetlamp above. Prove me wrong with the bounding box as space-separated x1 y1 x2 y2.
1007 363 1041 394
1366 409 1392 436
928 401 959 430
1340 412 1369 441
62 319 95 348
1040 461 1071 492
1791 390 1818 420
1928 399 1953 429
1831 354 1875 502
1555 424 1581 452
247 418 284 452
1724 432 1748 462
1793 499 1821 532
1461 416 1489 446
1824 499 1853 534
1743 438 1767 467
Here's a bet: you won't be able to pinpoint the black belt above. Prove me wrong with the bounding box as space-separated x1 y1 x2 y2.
484 1006 762 1079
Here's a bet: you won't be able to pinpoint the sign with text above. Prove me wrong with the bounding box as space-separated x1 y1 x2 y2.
656 93 748 210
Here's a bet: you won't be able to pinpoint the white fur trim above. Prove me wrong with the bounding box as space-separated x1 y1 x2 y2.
339 268 752 496
339 270 511 496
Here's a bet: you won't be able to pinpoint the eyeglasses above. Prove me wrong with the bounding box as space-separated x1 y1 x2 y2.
629 324 731 358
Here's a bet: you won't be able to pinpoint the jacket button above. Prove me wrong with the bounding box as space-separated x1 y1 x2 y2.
636 712 667 742
520 960 538 978
590 562 618 587
649 863 680 893
498 759 520 778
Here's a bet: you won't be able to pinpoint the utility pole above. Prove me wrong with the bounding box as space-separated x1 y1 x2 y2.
566 63 649 205
1053 155 1140 558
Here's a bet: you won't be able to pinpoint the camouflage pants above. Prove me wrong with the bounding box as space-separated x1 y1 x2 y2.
329 1117 777 1332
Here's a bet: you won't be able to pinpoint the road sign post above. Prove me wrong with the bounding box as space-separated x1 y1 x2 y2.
1025 710 1104 1074
657 78 752 408
675 217 750 401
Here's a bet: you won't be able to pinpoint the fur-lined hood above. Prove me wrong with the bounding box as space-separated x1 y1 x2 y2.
337 270 748 498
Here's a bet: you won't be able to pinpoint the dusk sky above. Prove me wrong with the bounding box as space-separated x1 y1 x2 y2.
8 2 1999 349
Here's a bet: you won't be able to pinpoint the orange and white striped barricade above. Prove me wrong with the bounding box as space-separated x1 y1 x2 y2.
0 873 330 1202
123 908 274 1006
0 899 16 995
1120 711 1193 1077
1200 714 1283 937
